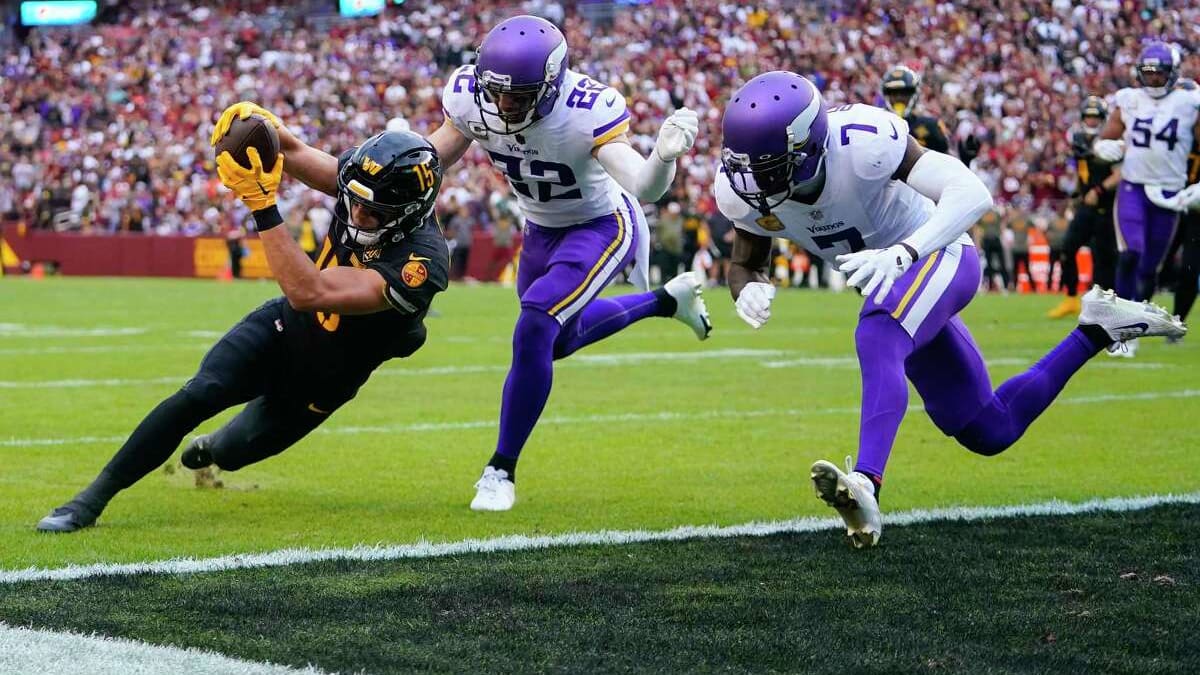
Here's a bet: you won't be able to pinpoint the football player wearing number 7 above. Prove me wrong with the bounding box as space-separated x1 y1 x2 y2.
1093 41 1200 357
715 71 1185 548
429 15 712 511
37 124 450 532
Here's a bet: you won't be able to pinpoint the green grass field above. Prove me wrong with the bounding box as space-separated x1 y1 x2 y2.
1 276 1197 672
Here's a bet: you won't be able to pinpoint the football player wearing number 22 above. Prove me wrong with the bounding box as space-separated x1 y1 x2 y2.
37 118 450 532
715 71 1185 548
430 15 713 512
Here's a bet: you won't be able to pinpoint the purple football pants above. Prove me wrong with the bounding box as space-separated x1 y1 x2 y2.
1115 180 1180 301
494 195 671 463
853 242 1103 480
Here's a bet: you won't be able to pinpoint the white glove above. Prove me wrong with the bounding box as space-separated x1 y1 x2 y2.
735 282 776 329
1145 185 1185 212
654 107 699 162
1093 139 1125 163
836 245 916 304
1178 183 1200 211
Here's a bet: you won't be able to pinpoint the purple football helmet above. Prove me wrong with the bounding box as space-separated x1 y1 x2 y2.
721 71 829 214
474 15 569 135
1136 41 1180 99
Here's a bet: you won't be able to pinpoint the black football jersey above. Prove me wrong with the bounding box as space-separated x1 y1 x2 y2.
905 113 950 154
278 149 450 368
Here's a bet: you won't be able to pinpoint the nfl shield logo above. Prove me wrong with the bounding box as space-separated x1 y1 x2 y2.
809 210 824 221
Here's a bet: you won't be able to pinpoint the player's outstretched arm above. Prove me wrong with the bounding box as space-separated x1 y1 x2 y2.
428 120 474 169
594 108 699 202
216 148 389 315
212 101 339 196
896 136 994 259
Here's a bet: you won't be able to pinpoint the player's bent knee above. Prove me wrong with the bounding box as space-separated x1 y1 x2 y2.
953 417 1015 456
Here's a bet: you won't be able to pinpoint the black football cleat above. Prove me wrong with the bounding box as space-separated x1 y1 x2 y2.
36 501 100 533
181 434 215 470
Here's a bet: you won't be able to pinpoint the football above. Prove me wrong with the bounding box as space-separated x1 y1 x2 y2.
214 113 279 170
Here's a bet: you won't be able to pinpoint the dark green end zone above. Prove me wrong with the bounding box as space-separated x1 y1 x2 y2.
1 505 1196 674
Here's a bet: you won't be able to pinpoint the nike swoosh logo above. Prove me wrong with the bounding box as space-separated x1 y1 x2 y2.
307 403 330 414
408 254 431 262
889 122 899 140
256 181 269 195
1114 322 1149 331
605 96 617 107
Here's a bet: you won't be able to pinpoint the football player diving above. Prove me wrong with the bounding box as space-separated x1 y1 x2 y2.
37 110 449 532
716 71 1186 548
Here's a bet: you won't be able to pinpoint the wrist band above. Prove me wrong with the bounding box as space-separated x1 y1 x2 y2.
252 205 283 232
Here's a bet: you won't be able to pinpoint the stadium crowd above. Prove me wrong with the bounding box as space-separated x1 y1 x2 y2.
2 0 1198 284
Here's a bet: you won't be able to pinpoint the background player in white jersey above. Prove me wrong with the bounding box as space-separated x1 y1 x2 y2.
1094 42 1200 356
717 71 1185 548
427 15 712 511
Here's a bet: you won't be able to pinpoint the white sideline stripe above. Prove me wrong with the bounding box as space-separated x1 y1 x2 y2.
3 492 1197 585
0 623 326 675
3 388 1199 448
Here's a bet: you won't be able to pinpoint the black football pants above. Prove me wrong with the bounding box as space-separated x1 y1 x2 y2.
1059 203 1117 296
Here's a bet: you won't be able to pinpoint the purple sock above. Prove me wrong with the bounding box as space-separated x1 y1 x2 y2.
553 291 668 359
956 329 1102 455
494 310 561 462
853 315 915 479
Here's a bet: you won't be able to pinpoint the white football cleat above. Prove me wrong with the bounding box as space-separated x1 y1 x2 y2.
1080 286 1186 344
811 456 882 549
470 466 515 512
664 271 713 340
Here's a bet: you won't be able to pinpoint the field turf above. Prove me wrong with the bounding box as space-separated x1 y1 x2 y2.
0 276 1197 672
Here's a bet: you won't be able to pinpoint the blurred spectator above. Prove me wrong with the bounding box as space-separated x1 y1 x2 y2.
1 0 1196 293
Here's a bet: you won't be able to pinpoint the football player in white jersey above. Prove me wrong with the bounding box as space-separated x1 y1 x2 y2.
1094 41 1200 355
427 15 712 511
717 71 1185 548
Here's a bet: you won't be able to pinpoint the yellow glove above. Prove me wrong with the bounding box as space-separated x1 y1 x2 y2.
210 101 282 147
216 147 284 212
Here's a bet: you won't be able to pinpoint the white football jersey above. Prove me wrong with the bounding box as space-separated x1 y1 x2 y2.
442 66 632 227
715 104 967 263
1113 86 1200 189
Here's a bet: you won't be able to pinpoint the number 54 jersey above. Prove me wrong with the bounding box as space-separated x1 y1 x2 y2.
442 65 634 228
1113 86 1200 190
715 104 970 264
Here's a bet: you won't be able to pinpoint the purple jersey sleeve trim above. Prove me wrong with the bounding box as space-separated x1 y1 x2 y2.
593 110 631 138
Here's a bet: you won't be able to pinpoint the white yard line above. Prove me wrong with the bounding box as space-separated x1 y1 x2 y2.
3 388 1198 449
0 348 789 389
0 324 148 338
0 623 327 675
2 492 1196 585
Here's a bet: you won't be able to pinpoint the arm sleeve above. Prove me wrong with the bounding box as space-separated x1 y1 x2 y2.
900 151 995 259
595 141 677 203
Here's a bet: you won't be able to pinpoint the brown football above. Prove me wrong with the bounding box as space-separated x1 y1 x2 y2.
214 114 279 170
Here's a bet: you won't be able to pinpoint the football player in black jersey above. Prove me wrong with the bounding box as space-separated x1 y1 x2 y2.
37 105 450 532
1047 96 1120 319
881 65 951 154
